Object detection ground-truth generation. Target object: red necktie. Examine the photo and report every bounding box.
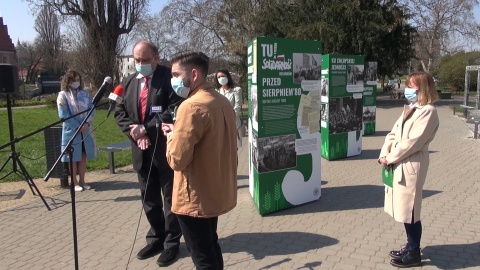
[139,77,149,123]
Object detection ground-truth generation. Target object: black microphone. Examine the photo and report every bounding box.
[106,85,124,118]
[91,76,113,105]
[150,106,163,127]
[150,89,164,127]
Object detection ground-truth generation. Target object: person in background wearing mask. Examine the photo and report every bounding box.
[114,41,183,267]
[378,72,439,268]
[162,51,237,270]
[214,69,243,149]
[57,69,97,192]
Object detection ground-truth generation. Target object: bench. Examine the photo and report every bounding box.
[453,105,475,117]
[99,141,131,174]
[437,90,452,99]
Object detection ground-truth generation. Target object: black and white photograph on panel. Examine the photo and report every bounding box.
[364,62,378,83]
[293,53,321,83]
[252,132,259,171]
[321,78,328,96]
[363,106,376,123]
[346,64,365,86]
[328,97,363,134]
[251,85,258,124]
[254,134,297,173]
[321,103,329,121]
[321,103,329,128]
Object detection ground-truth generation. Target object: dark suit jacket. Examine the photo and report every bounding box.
[114,64,184,171]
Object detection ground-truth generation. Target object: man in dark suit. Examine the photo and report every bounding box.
[114,41,183,267]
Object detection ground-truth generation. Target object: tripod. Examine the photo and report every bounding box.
[0,94,51,210]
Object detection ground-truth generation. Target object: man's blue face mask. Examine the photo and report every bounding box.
[136,63,153,76]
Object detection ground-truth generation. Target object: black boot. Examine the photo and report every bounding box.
[389,245,408,260]
[390,249,421,268]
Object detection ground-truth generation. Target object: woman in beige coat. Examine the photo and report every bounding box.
[378,72,439,268]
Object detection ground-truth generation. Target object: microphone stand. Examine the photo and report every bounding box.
[43,100,108,270]
[0,100,107,211]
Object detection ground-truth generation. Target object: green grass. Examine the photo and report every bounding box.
[0,107,131,182]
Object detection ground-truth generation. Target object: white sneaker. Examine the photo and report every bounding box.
[74,185,83,192]
[82,184,91,190]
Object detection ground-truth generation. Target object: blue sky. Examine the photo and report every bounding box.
[0,0,169,42]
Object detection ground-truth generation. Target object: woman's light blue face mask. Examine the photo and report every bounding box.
[404,87,418,102]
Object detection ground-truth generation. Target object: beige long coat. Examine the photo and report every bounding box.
[379,104,439,223]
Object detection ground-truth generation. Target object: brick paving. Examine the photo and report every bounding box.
[0,97,479,270]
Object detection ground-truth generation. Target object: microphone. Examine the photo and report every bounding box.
[106,85,124,118]
[91,76,113,105]
[151,106,163,127]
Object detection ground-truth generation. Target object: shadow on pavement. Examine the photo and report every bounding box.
[334,149,381,161]
[222,232,337,261]
[422,242,480,269]
[114,195,140,202]
[364,130,390,137]
[267,185,441,215]
[91,180,138,191]
[238,175,249,180]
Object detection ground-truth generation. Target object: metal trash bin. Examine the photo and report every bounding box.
[44,126,69,187]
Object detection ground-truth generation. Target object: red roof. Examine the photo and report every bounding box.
[0,17,15,51]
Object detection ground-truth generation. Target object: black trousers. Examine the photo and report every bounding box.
[404,210,422,251]
[137,161,181,250]
[177,215,223,270]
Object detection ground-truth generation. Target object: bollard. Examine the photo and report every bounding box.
[453,106,456,115]
[475,121,479,139]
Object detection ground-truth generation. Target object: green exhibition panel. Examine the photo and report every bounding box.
[363,61,378,135]
[247,37,322,215]
[320,54,364,161]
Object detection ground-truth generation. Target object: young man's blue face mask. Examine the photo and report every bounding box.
[171,76,190,98]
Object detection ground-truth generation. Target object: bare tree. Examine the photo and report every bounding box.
[159,0,229,60]
[133,11,177,59]
[402,0,480,72]
[26,0,148,89]
[15,40,44,84]
[34,5,61,75]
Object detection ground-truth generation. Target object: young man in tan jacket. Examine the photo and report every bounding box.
[162,51,237,270]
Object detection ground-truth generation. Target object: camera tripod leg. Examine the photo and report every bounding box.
[12,152,51,211]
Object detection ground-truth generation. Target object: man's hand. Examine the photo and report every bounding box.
[161,123,174,137]
[129,124,146,141]
[137,135,151,150]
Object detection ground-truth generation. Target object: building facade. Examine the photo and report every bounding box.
[0,17,16,65]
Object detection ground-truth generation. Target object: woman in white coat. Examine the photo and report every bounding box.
[378,72,439,268]
[57,69,97,192]
[214,69,243,149]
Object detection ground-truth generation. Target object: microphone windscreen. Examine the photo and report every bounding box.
[113,85,124,97]
[108,85,124,103]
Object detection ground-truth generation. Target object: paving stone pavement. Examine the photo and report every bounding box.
[0,98,479,270]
